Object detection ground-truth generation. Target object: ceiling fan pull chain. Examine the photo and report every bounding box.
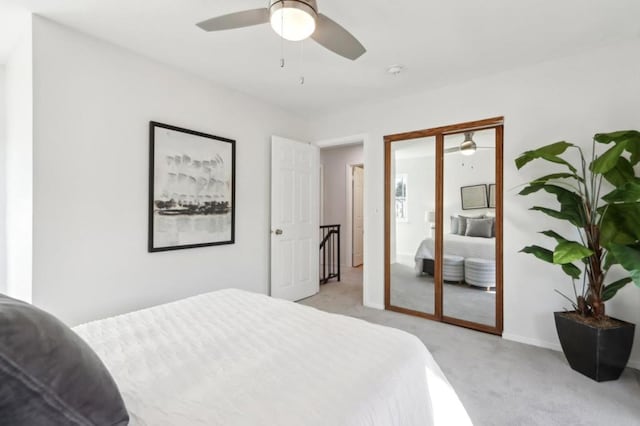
[280,9,286,68]
[299,39,305,85]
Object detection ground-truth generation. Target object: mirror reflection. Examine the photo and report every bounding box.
[389,137,436,315]
[442,129,496,326]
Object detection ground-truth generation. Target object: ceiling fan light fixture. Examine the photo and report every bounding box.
[270,0,317,42]
[459,132,477,156]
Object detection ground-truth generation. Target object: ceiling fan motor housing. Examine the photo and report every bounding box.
[270,0,318,18]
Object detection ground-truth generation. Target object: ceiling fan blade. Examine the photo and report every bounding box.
[311,14,366,60]
[444,147,460,154]
[196,9,269,32]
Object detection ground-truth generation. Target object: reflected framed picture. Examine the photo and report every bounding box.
[488,183,496,208]
[460,184,488,210]
[148,121,235,252]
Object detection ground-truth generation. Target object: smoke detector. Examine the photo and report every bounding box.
[386,64,406,75]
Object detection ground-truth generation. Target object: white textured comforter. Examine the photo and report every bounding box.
[74,289,471,426]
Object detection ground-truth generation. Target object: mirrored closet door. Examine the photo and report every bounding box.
[387,137,437,316]
[385,118,503,335]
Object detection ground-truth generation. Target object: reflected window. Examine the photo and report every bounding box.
[395,174,408,222]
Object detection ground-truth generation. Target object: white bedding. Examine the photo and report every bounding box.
[74,289,471,426]
[415,234,495,273]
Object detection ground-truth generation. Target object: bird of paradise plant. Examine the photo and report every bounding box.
[516,130,640,321]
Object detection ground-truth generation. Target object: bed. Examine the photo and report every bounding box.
[414,233,495,274]
[73,289,471,426]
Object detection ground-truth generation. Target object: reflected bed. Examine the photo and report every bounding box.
[414,234,495,274]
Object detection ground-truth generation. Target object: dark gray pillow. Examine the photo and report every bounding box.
[0,294,129,425]
[465,218,494,238]
[458,214,485,235]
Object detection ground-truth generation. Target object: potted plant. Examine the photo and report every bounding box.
[515,130,640,382]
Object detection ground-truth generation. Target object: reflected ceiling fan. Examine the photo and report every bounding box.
[196,0,366,61]
[444,132,494,156]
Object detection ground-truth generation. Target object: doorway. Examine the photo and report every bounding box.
[319,143,364,269]
[351,164,364,267]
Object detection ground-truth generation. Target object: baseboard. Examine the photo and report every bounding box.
[502,332,640,370]
[396,252,415,267]
[364,301,385,310]
[501,332,562,353]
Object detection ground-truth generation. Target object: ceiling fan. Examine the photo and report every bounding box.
[196,0,366,61]
[444,132,495,156]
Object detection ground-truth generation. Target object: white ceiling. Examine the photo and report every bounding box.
[1,0,639,116]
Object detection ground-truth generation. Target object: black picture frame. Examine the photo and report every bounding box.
[148,121,235,252]
[488,183,496,208]
[460,184,489,210]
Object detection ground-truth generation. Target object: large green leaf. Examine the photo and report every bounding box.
[562,263,582,280]
[521,245,582,279]
[540,230,570,244]
[600,203,640,246]
[594,130,640,165]
[531,172,583,184]
[602,181,640,203]
[515,141,576,171]
[553,242,594,264]
[591,141,628,174]
[530,207,583,228]
[520,245,553,263]
[608,243,640,287]
[520,184,585,227]
[602,277,633,301]
[594,130,640,144]
[603,250,618,271]
[602,157,635,187]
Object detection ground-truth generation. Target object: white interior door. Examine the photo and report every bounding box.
[352,165,364,267]
[271,136,319,301]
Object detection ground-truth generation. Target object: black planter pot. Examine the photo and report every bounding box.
[554,312,635,382]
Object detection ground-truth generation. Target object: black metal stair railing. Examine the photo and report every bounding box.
[319,225,341,284]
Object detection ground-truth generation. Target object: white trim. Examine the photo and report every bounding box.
[364,302,385,310]
[346,162,364,268]
[319,164,324,225]
[314,134,372,308]
[315,133,368,149]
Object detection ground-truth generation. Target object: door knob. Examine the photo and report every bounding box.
[274,229,283,235]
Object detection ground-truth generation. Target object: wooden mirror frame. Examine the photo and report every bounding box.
[384,117,504,335]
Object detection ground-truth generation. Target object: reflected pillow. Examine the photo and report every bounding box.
[458,214,485,235]
[0,294,129,426]
[465,218,494,238]
[450,216,461,234]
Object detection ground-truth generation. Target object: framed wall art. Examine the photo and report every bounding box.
[460,184,488,210]
[148,121,235,252]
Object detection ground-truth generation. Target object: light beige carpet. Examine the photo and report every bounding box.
[300,267,640,426]
[389,262,496,326]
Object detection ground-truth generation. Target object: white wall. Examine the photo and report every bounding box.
[5,24,33,302]
[320,144,363,266]
[30,17,309,326]
[443,148,495,232]
[308,39,640,368]
[394,156,434,265]
[0,66,5,294]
